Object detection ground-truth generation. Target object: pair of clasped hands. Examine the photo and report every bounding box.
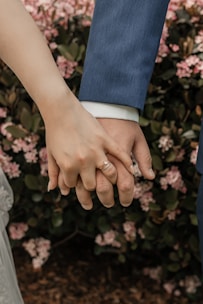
[45,94,155,210]
[0,0,155,210]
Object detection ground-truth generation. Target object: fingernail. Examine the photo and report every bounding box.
[60,189,69,196]
[81,203,93,210]
[149,168,155,179]
[129,164,135,175]
[104,202,115,208]
[47,180,54,192]
[122,201,132,207]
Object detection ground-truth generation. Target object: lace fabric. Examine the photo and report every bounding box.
[0,168,24,304]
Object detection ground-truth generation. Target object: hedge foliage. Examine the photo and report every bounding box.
[0,0,203,296]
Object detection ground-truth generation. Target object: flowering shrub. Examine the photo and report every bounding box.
[0,0,203,296]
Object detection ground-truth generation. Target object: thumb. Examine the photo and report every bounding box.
[132,132,155,180]
[105,137,135,175]
[47,151,59,191]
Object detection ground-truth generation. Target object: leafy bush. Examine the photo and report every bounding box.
[0,0,203,296]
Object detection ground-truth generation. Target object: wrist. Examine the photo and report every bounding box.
[37,86,77,124]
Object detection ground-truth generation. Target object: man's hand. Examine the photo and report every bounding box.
[75,118,155,209]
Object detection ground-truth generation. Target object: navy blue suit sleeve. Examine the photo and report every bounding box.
[197,120,203,174]
[79,0,170,110]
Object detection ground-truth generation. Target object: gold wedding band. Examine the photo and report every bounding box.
[100,160,112,171]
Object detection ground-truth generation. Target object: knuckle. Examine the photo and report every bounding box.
[119,181,133,193]
[58,160,71,172]
[96,181,111,195]
[84,182,96,192]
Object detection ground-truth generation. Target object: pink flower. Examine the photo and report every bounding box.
[160,166,187,193]
[160,177,168,190]
[22,0,94,41]
[12,135,38,153]
[163,281,176,294]
[95,230,121,248]
[103,230,116,245]
[23,237,51,269]
[0,107,7,118]
[137,228,145,239]
[123,221,136,242]
[24,149,38,163]
[9,222,28,240]
[175,148,185,162]
[185,55,200,67]
[156,25,169,62]
[3,162,21,178]
[176,61,193,78]
[39,147,47,162]
[56,56,78,79]
[143,266,162,282]
[39,147,48,176]
[1,122,13,141]
[133,181,153,199]
[139,191,155,212]
[170,44,180,52]
[167,209,181,221]
[179,275,202,294]
[190,146,199,165]
[158,135,174,152]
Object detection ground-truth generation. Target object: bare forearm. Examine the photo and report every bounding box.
[0,0,73,119]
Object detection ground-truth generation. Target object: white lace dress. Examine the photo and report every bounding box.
[0,168,24,304]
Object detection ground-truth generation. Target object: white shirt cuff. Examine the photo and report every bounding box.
[81,101,139,122]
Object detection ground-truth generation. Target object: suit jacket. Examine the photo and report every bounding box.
[197,120,203,174]
[79,0,203,173]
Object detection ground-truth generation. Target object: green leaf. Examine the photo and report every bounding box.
[152,154,163,170]
[27,217,38,227]
[118,254,126,263]
[165,150,176,162]
[160,69,176,80]
[167,263,180,272]
[165,190,178,210]
[139,116,150,127]
[94,245,105,255]
[189,235,199,252]
[75,44,85,62]
[0,93,7,106]
[131,242,138,250]
[32,192,43,203]
[20,107,32,130]
[149,203,161,211]
[52,212,63,228]
[169,252,179,262]
[24,175,40,190]
[97,216,110,233]
[6,125,27,138]
[190,214,198,226]
[57,44,75,61]
[150,121,162,134]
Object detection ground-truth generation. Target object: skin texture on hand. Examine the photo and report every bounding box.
[75,118,155,209]
[0,0,134,199]
[46,99,134,196]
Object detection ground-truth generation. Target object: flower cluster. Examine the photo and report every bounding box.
[133,181,155,212]
[9,222,28,240]
[0,0,201,295]
[160,166,187,193]
[157,0,203,67]
[0,116,47,179]
[95,230,121,248]
[23,237,51,269]
[144,267,201,295]
[21,0,94,79]
[22,0,94,41]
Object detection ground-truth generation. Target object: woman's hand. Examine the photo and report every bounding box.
[44,93,134,202]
